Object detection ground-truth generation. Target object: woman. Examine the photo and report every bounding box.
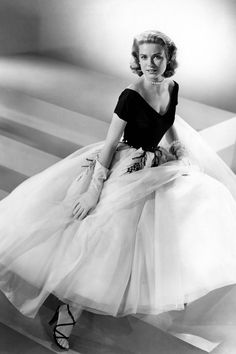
[1,30,236,351]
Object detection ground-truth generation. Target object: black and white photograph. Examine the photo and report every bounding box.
[0,0,236,353]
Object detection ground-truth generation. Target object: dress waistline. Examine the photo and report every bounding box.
[121,140,160,153]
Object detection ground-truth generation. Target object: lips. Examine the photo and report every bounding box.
[147,69,157,73]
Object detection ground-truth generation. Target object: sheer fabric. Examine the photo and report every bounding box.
[0,116,236,318]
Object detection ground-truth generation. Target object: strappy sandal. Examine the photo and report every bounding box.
[48,304,76,351]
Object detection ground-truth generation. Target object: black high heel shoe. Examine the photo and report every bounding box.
[48,304,76,351]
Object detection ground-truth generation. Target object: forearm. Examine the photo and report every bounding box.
[97,113,127,169]
[165,125,179,144]
[166,126,188,159]
[97,142,118,170]
[73,106,126,220]
[72,143,115,220]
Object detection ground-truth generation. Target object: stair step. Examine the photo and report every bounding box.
[0,291,207,354]
[200,117,236,151]
[0,55,126,123]
[0,189,8,200]
[178,97,235,131]
[218,144,236,173]
[0,322,56,354]
[0,165,27,192]
[0,135,59,177]
[0,86,109,146]
[0,115,80,158]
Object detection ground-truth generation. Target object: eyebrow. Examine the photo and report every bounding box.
[139,52,163,55]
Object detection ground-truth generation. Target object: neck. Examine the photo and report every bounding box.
[143,77,166,93]
[151,77,165,85]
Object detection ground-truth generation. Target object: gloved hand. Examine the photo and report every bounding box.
[72,159,109,220]
[169,140,191,166]
[157,146,177,163]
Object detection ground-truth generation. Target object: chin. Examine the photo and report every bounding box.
[146,76,160,82]
[146,74,159,80]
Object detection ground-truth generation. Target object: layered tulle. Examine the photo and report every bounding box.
[0,116,236,318]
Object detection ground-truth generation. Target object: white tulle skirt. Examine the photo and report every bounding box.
[0,117,236,319]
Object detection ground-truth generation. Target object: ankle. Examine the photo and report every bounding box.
[60,303,83,321]
[69,304,83,320]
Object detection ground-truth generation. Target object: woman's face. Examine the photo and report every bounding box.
[138,43,168,82]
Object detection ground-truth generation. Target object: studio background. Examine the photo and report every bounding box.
[0,0,236,113]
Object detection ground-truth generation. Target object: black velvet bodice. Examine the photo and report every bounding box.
[114,81,179,152]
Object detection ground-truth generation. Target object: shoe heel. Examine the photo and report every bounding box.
[48,306,59,326]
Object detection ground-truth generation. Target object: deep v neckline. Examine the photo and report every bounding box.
[126,81,177,117]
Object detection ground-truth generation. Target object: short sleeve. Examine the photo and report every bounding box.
[114,90,130,122]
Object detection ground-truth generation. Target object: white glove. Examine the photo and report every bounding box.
[169,140,191,166]
[157,146,177,163]
[72,159,109,220]
[169,140,187,158]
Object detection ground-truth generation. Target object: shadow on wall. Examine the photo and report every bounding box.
[0,2,41,56]
[39,46,93,70]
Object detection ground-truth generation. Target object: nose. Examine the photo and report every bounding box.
[147,57,157,67]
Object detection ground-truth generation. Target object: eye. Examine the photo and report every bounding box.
[139,54,147,60]
[153,55,162,60]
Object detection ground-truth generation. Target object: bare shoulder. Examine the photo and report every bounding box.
[126,79,142,92]
[167,79,175,90]
[166,79,178,96]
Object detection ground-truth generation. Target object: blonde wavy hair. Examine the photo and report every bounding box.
[130,30,178,77]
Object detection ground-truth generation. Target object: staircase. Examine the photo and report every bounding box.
[0,54,236,353]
